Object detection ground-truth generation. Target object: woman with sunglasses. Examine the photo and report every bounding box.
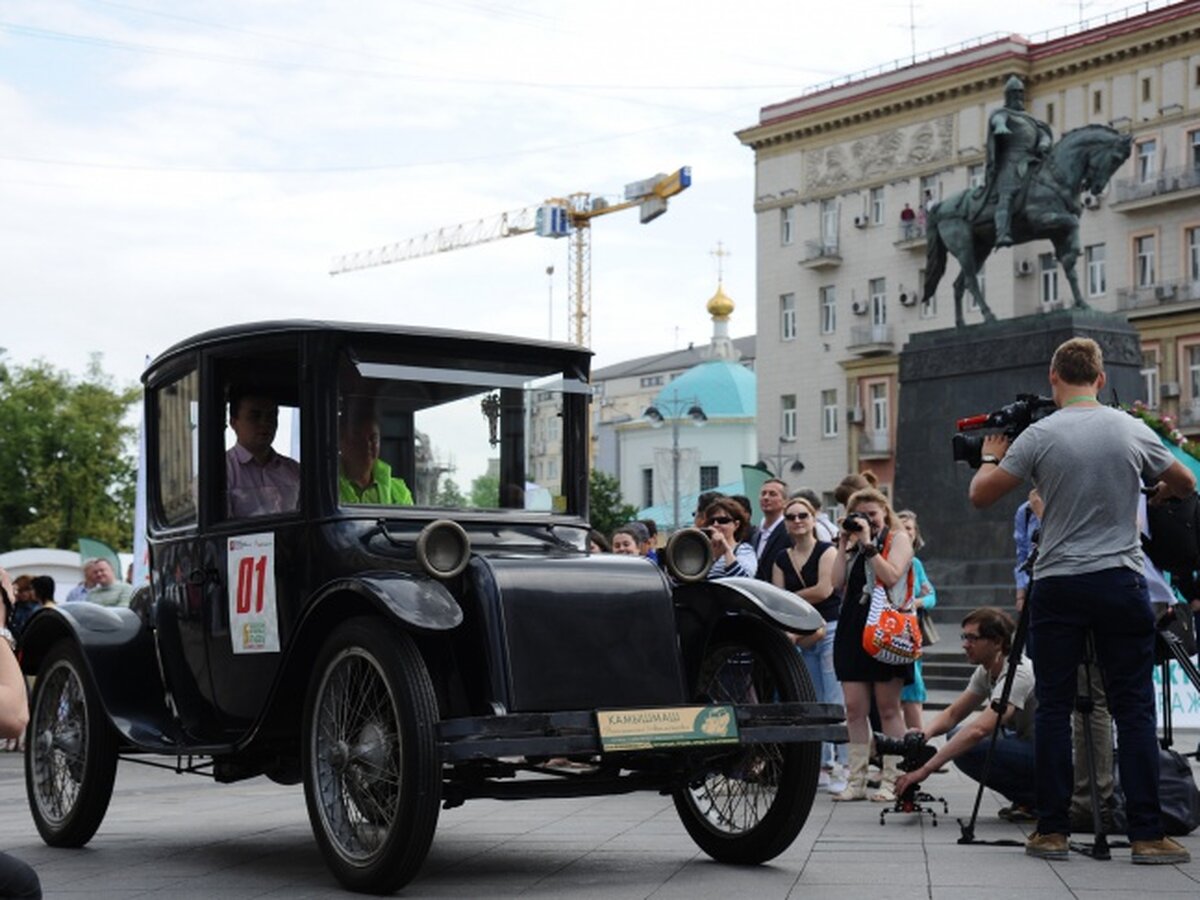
[829,486,914,803]
[771,497,846,792]
[702,497,757,579]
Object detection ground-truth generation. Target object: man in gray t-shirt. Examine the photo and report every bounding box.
[967,337,1195,864]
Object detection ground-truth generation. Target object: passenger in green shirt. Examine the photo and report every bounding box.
[338,411,414,506]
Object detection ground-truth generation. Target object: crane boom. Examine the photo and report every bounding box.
[329,167,691,347]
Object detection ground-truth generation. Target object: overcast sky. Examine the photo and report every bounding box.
[0,0,1145,390]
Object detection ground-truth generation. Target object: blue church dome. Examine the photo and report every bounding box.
[653,358,755,419]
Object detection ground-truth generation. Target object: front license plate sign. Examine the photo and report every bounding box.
[596,705,739,752]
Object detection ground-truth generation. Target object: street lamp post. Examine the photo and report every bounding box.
[759,436,805,479]
[643,392,707,532]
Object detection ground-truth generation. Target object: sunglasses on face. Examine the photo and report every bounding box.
[708,516,735,526]
[784,512,810,521]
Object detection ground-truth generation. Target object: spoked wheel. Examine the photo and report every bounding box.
[302,618,441,894]
[673,619,820,864]
[25,640,119,847]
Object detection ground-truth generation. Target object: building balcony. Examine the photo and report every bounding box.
[858,430,892,459]
[1111,165,1200,210]
[894,223,927,250]
[799,239,841,269]
[1116,279,1200,313]
[846,323,894,355]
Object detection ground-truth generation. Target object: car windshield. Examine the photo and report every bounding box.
[338,349,587,512]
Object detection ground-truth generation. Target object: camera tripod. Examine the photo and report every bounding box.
[874,732,949,826]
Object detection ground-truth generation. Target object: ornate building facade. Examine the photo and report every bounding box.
[738,0,1200,505]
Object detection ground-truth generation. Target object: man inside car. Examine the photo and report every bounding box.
[225,387,300,518]
[338,407,413,505]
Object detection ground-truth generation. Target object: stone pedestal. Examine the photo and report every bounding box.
[894,310,1144,598]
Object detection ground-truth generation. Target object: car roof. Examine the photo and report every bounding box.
[144,319,592,384]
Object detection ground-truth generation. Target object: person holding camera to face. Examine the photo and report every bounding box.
[829,487,914,802]
[0,568,43,898]
[701,497,757,579]
[969,337,1196,864]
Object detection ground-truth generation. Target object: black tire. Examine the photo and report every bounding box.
[25,640,119,847]
[302,618,441,894]
[672,618,820,864]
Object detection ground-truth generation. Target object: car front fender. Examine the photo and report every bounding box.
[18,604,182,750]
[305,570,463,632]
[673,577,825,634]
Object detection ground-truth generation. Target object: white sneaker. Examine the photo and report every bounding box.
[826,764,848,794]
[817,768,832,788]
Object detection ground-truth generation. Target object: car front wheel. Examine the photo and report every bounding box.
[25,640,119,847]
[673,618,820,864]
[302,617,441,894]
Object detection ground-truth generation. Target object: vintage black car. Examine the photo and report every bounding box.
[20,321,844,894]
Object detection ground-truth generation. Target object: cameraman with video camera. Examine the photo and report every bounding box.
[0,567,42,898]
[968,337,1196,864]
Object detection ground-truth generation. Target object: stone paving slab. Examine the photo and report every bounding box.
[3,737,1200,898]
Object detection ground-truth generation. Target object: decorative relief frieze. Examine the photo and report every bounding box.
[804,115,954,192]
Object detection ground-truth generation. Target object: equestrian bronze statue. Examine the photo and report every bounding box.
[922,76,1133,327]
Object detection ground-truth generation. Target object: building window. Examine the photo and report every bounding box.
[639,375,663,388]
[819,199,838,249]
[1135,234,1156,287]
[780,205,794,246]
[821,389,838,438]
[1189,345,1200,406]
[699,465,720,491]
[1093,89,1103,114]
[869,277,886,325]
[1191,130,1200,171]
[641,468,654,509]
[819,285,836,334]
[1142,346,1160,409]
[1046,102,1055,126]
[781,394,797,441]
[1189,227,1200,282]
[1196,65,1200,88]
[1136,139,1157,183]
[1142,76,1152,103]
[870,187,885,225]
[967,164,984,190]
[869,382,888,434]
[1039,253,1058,306]
[780,293,796,341]
[1085,244,1106,297]
[919,174,940,208]
[917,268,935,319]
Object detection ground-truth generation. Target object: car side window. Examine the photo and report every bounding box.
[223,382,302,520]
[156,369,200,528]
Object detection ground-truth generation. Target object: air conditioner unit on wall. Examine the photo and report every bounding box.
[898,292,916,307]
[1161,382,1181,399]
[851,300,869,315]
[1016,259,1034,276]
[1155,284,1178,301]
[1082,193,1101,209]
[847,406,865,424]
[853,214,868,228]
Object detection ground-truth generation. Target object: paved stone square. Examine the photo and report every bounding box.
[2,739,1199,898]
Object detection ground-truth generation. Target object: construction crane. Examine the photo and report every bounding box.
[329,167,692,348]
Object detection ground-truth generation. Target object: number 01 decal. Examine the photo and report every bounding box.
[227,532,280,654]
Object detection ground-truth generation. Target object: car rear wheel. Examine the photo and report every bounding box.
[302,617,441,894]
[673,618,820,864]
[25,640,119,847]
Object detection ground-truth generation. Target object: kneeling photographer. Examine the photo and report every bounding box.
[967,337,1196,864]
[895,608,1035,816]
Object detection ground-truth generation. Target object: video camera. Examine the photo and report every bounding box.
[873,731,936,774]
[952,394,1056,468]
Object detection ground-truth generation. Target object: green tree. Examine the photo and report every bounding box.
[469,473,499,508]
[434,476,467,507]
[588,469,637,537]
[0,353,139,552]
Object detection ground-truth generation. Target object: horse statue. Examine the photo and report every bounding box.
[922,124,1133,327]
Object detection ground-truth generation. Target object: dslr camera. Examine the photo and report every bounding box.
[952,393,1056,468]
[842,511,871,534]
[873,731,936,774]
